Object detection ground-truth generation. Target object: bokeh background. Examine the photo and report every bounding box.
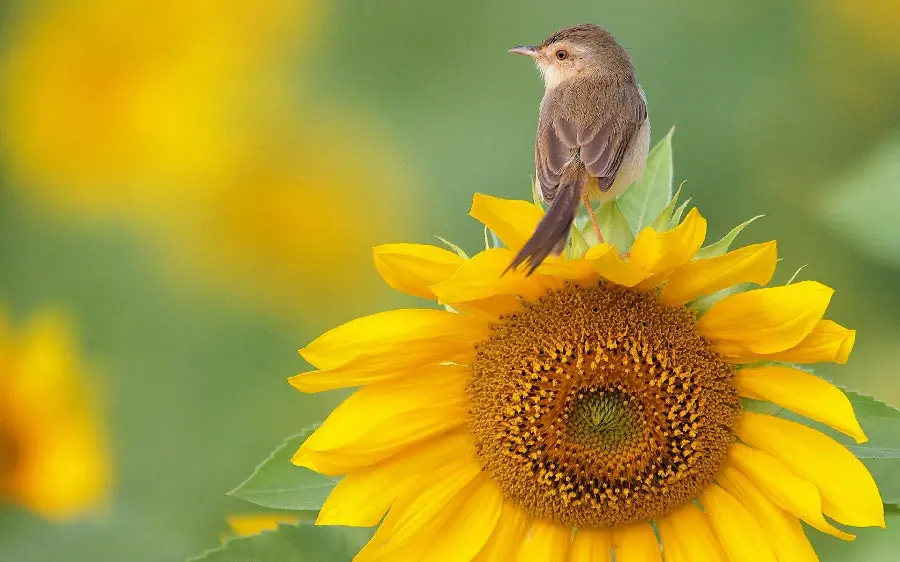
[0,0,898,560]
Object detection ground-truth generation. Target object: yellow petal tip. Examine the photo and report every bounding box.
[837,329,856,364]
[287,373,312,392]
[315,508,339,526]
[290,447,312,468]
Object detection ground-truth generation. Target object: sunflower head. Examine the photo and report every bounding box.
[469,281,740,529]
[288,140,882,560]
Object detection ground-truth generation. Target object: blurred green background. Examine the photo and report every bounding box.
[0,0,898,560]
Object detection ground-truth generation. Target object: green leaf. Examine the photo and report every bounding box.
[694,215,764,260]
[819,135,900,268]
[190,522,372,562]
[885,503,900,515]
[618,126,675,235]
[433,235,468,258]
[844,392,900,506]
[584,201,635,251]
[809,512,900,562]
[228,427,340,511]
[649,182,685,232]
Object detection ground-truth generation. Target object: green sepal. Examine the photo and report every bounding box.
[688,282,752,316]
[566,223,590,259]
[695,215,764,260]
[741,398,784,416]
[670,197,692,227]
[189,522,372,562]
[785,264,807,285]
[228,427,339,511]
[433,235,468,258]
[618,126,675,236]
[582,201,635,252]
[649,182,686,233]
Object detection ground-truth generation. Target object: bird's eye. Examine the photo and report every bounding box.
[555,49,568,60]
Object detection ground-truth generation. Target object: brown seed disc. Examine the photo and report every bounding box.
[467,281,741,528]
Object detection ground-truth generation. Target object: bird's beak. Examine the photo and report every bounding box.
[508,45,538,57]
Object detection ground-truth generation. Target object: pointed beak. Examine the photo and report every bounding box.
[508,45,538,57]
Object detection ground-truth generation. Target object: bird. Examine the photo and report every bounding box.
[507,23,650,273]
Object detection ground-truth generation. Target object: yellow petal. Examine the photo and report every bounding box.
[356,455,483,561]
[517,519,571,562]
[453,295,523,320]
[584,243,645,287]
[714,320,856,365]
[568,528,612,562]
[630,208,707,290]
[737,412,884,528]
[474,501,530,562]
[716,466,819,562]
[470,193,545,252]
[710,340,757,364]
[316,430,471,527]
[735,365,866,443]
[701,483,778,562]
[697,281,834,354]
[727,443,854,540]
[612,522,661,562]
[373,244,464,299]
[226,514,300,537]
[300,309,488,370]
[290,355,473,394]
[657,503,726,562]
[659,241,777,307]
[431,248,561,304]
[292,373,469,475]
[536,256,601,285]
[764,320,856,364]
[427,475,505,562]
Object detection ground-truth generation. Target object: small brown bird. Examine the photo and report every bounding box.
[508,24,650,272]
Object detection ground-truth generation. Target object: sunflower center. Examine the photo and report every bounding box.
[468,282,741,528]
[567,389,640,449]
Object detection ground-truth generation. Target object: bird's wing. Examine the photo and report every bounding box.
[535,88,647,199]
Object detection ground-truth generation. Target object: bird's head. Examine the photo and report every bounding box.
[509,24,633,89]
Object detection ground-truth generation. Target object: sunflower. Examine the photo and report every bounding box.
[289,193,881,561]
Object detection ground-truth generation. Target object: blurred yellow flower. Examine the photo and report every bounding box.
[0,311,110,520]
[159,111,417,318]
[0,0,418,321]
[0,0,320,217]
[823,0,900,58]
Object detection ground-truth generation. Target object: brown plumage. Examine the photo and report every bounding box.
[508,24,650,273]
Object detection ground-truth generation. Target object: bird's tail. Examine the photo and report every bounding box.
[507,166,584,275]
